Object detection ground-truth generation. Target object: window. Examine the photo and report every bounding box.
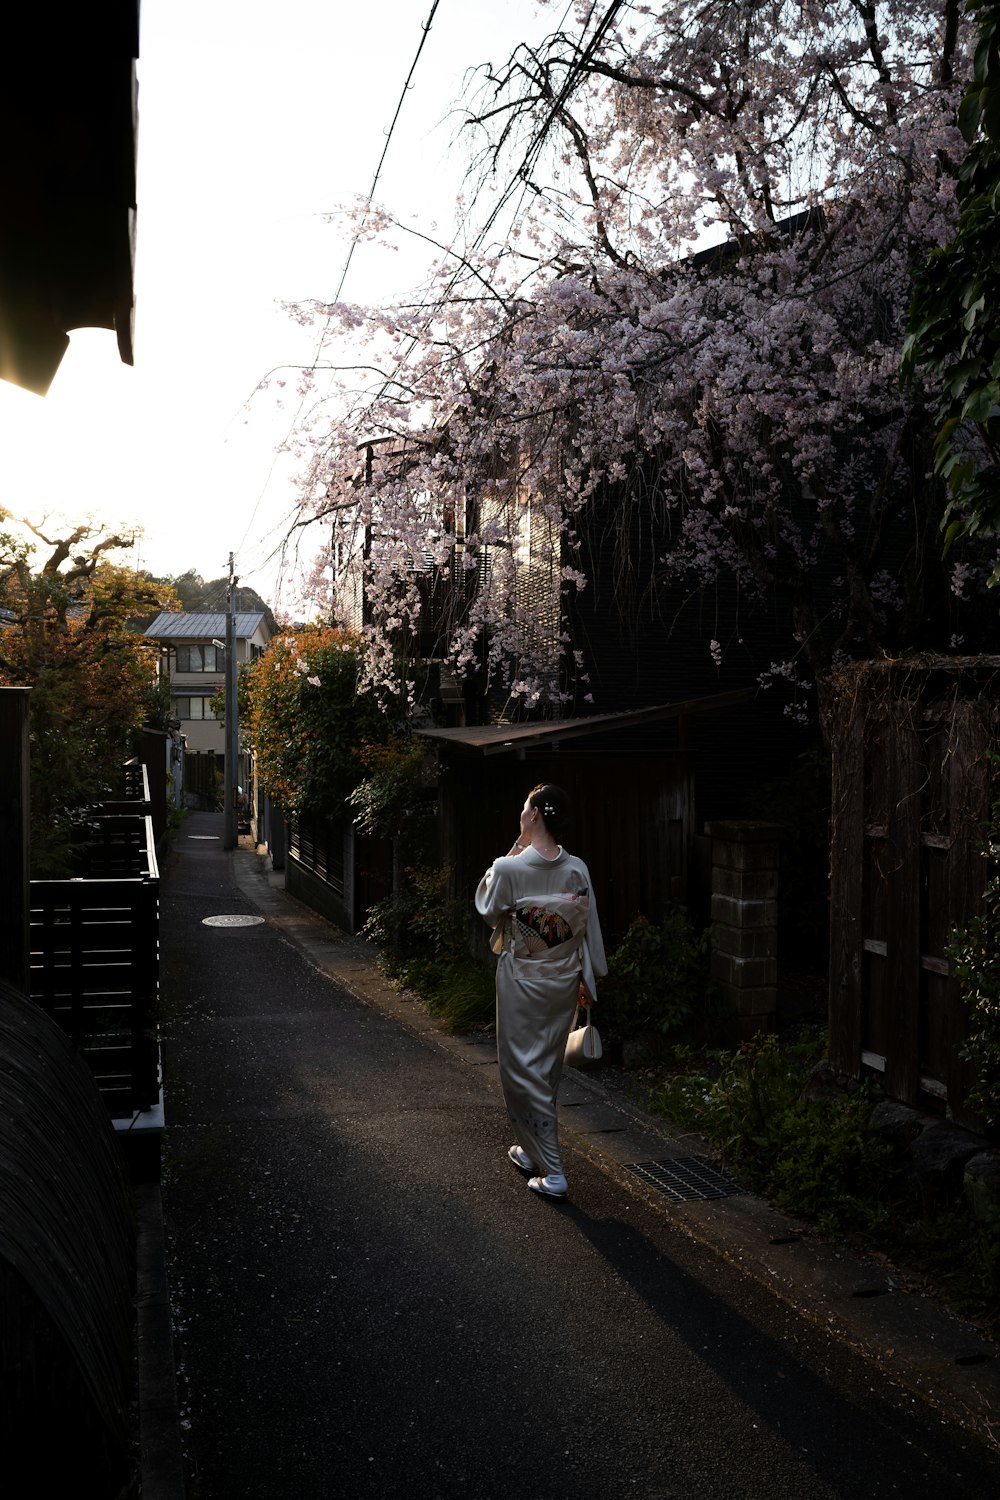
[174,696,219,721]
[175,644,221,672]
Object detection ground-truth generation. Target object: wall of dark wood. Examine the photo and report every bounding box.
[829,659,1000,1126]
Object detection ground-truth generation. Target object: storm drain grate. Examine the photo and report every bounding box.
[623,1156,743,1203]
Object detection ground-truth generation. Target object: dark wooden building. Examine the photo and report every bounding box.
[417,691,750,951]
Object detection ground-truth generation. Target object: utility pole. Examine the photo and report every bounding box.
[223,553,239,850]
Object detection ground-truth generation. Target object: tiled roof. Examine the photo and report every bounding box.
[144,611,269,641]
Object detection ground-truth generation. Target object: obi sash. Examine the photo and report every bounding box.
[490,889,590,961]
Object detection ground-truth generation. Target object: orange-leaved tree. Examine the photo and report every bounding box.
[241,625,399,821]
[0,513,177,874]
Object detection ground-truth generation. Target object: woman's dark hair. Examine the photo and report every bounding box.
[528,783,572,839]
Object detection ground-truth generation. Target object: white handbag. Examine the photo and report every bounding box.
[564,1006,602,1065]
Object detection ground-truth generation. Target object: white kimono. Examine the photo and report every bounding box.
[476,846,607,1176]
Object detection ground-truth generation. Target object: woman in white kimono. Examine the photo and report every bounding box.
[475,783,607,1199]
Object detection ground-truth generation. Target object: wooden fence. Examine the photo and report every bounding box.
[99,757,152,817]
[829,657,1000,1127]
[29,811,159,1118]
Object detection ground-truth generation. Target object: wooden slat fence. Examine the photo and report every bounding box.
[290,816,346,897]
[100,758,151,817]
[29,812,159,1118]
[829,657,1000,1127]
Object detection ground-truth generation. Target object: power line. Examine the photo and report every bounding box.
[236,0,443,564]
[344,0,620,436]
[244,1,621,582]
[329,0,443,312]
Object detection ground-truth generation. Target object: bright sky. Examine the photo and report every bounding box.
[0,0,555,610]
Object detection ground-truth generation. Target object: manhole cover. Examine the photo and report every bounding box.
[201,915,264,928]
[623,1157,743,1203]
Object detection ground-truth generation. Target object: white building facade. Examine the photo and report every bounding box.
[143,611,273,753]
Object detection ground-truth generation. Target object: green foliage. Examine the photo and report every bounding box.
[242,627,400,820]
[886,1203,1000,1332]
[142,673,176,734]
[599,907,717,1041]
[648,1029,897,1235]
[973,1205,1000,1313]
[348,736,434,837]
[947,756,1000,1127]
[951,894,1000,1128]
[902,0,1000,575]
[653,1032,893,1230]
[165,794,188,841]
[645,1028,997,1326]
[768,1095,898,1236]
[650,1029,820,1156]
[363,865,494,1031]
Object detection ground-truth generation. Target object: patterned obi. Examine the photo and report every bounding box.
[490,889,590,961]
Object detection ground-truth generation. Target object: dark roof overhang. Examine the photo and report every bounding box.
[415,688,754,756]
[0,4,139,395]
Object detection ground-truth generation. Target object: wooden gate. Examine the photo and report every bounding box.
[828,657,1000,1127]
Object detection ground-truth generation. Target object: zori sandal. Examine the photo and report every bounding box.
[527,1174,568,1199]
[508,1144,536,1172]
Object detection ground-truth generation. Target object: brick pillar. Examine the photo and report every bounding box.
[706,820,782,1036]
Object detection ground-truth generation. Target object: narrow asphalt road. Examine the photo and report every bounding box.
[159,817,1000,1499]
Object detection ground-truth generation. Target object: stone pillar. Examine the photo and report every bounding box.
[706,820,782,1036]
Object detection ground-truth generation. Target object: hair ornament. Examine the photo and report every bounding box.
[544,802,555,817]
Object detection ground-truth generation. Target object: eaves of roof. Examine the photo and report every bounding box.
[414,688,753,756]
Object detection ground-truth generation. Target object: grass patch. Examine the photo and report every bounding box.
[397,954,495,1032]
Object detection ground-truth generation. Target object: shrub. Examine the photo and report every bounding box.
[599,907,718,1042]
[647,1028,997,1327]
[647,1028,899,1235]
[650,1030,824,1160]
[242,627,401,820]
[948,763,1000,1129]
[363,865,494,1031]
[768,1094,898,1236]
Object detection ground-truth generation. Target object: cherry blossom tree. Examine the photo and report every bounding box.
[285,0,996,733]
